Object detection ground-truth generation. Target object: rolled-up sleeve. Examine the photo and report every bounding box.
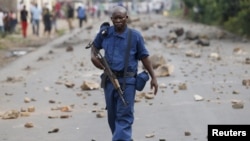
[136,32,149,60]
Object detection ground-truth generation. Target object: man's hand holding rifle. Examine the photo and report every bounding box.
[86,42,128,106]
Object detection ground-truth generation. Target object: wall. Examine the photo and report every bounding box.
[0,0,18,12]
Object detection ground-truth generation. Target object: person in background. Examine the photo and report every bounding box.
[51,6,58,34]
[9,11,18,33]
[42,8,52,38]
[66,2,74,30]
[3,11,11,33]
[76,5,86,28]
[54,0,61,18]
[30,3,42,36]
[89,5,96,19]
[96,3,102,19]
[0,9,5,35]
[20,5,28,38]
[90,5,158,141]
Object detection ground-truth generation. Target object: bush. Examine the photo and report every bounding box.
[182,0,250,38]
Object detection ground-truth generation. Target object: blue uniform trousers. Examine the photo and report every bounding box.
[104,81,136,141]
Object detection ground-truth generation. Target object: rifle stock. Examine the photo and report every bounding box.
[86,42,128,106]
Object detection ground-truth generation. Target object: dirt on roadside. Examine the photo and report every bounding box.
[0,16,87,68]
[0,18,74,69]
[0,35,55,68]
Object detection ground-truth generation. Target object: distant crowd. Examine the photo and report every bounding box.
[0,1,109,38]
[0,1,166,39]
[0,9,18,35]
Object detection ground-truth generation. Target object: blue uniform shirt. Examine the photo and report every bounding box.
[93,26,149,73]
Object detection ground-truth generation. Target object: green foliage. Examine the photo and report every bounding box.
[181,0,250,37]
[224,6,250,37]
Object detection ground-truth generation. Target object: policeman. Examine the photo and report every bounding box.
[90,5,158,141]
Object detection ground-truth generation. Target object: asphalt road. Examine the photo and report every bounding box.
[0,14,250,141]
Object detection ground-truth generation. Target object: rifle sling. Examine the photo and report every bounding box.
[122,28,132,91]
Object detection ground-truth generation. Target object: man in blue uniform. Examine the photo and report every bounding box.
[90,5,158,141]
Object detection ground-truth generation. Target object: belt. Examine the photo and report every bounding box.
[112,71,135,77]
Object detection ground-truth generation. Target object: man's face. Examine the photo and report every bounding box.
[111,12,128,30]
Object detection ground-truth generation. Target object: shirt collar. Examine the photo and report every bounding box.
[112,26,128,39]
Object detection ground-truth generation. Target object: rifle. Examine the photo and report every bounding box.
[86,42,128,106]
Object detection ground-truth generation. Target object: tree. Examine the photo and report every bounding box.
[181,0,250,37]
